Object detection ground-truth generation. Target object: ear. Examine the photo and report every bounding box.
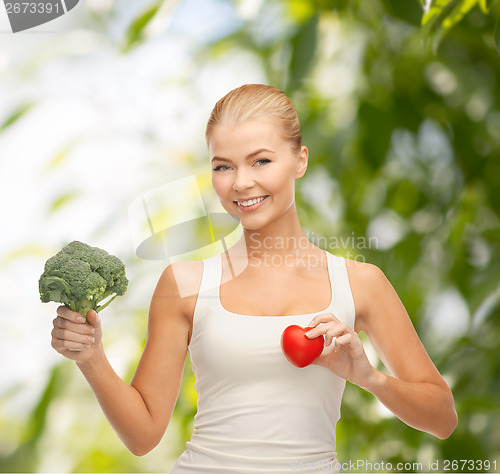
[295,146,308,179]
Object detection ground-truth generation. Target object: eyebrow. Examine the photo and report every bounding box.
[211,148,275,163]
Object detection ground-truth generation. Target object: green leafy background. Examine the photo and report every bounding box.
[0,0,499,472]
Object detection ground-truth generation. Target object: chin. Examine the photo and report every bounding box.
[240,217,271,232]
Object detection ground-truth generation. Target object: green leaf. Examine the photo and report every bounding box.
[0,103,34,131]
[24,365,63,446]
[287,0,316,22]
[442,0,479,28]
[49,191,79,212]
[421,0,457,26]
[495,15,500,54]
[287,13,319,92]
[3,244,46,262]
[47,149,68,170]
[122,2,162,52]
[478,0,490,12]
[421,0,481,52]
[44,139,78,171]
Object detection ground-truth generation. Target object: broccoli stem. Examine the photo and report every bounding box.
[74,299,96,319]
[96,293,118,313]
[67,300,77,313]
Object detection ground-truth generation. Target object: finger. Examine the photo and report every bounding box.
[57,305,86,323]
[85,310,101,329]
[334,333,357,351]
[325,334,337,347]
[52,326,95,346]
[52,336,91,352]
[305,323,328,339]
[320,337,336,357]
[53,317,95,336]
[308,312,341,328]
[306,320,350,339]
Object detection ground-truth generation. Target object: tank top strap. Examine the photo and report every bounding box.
[189,253,221,351]
[327,252,356,330]
[197,252,222,301]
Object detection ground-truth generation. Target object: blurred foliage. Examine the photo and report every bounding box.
[1,0,499,472]
[0,103,34,132]
[420,0,499,52]
[122,1,163,52]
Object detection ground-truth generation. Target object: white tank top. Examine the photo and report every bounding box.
[169,250,356,474]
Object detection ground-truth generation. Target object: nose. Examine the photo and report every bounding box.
[232,168,255,191]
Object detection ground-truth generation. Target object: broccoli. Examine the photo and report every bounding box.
[39,240,128,318]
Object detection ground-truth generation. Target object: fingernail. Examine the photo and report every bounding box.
[90,328,95,334]
[89,337,95,343]
[77,317,85,323]
[305,330,313,337]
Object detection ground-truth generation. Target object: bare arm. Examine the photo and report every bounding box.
[307,260,457,439]
[349,261,458,439]
[51,262,196,455]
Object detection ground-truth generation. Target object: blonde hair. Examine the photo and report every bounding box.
[205,84,302,154]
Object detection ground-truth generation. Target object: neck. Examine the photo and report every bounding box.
[233,203,318,260]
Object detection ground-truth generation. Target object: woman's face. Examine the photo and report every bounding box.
[208,119,308,231]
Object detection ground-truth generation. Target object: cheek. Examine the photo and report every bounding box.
[267,164,296,193]
[211,174,231,199]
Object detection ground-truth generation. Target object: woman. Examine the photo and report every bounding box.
[51,84,458,473]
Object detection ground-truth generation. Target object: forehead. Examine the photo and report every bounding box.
[208,120,286,157]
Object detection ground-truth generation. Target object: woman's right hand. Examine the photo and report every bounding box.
[51,306,102,363]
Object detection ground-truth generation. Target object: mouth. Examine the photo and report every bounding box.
[233,195,269,212]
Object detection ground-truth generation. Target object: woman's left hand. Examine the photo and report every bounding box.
[305,313,376,389]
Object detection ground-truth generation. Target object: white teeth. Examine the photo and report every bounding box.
[237,196,266,207]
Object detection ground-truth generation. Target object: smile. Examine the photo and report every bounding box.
[235,196,267,206]
[234,195,269,212]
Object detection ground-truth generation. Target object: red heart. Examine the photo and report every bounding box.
[281,325,324,368]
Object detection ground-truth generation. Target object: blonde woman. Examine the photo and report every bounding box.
[51,84,458,473]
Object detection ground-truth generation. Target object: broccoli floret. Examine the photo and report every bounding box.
[39,240,128,317]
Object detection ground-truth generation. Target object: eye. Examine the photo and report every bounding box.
[255,159,271,166]
[213,165,231,171]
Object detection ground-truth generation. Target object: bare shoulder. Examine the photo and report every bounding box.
[152,260,204,343]
[154,260,204,299]
[343,258,390,332]
[344,257,386,284]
